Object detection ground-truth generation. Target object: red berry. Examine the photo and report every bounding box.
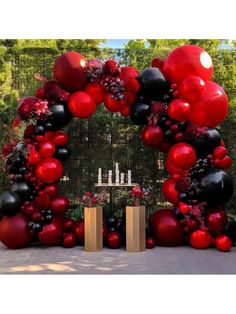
[32,212,42,222]
[219,156,232,169]
[179,202,190,214]
[175,132,184,142]
[36,135,44,142]
[213,146,227,159]
[171,124,178,132]
[25,205,35,216]
[171,83,178,90]
[165,120,172,127]
[213,158,221,167]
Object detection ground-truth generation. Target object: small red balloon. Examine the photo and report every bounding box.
[146,237,155,249]
[219,156,232,169]
[63,218,75,232]
[168,142,197,170]
[107,231,121,249]
[179,76,206,102]
[120,105,130,117]
[53,131,69,146]
[119,66,139,83]
[35,157,63,183]
[28,148,41,165]
[168,99,191,122]
[35,87,45,99]
[74,220,85,245]
[39,140,56,158]
[205,208,228,233]
[151,57,164,70]
[85,83,105,105]
[50,196,70,216]
[179,202,190,215]
[215,234,232,252]
[141,125,164,147]
[190,229,212,249]
[213,146,227,159]
[38,217,62,246]
[44,184,59,198]
[68,91,96,119]
[163,45,213,83]
[104,93,124,112]
[53,51,87,92]
[62,233,77,248]
[0,214,32,249]
[162,178,179,205]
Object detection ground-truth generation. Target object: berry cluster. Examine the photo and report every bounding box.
[102,77,125,100]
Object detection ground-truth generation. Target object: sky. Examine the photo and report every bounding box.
[100,39,130,48]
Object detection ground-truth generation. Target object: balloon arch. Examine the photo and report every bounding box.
[0,45,234,252]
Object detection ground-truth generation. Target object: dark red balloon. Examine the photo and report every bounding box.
[62,233,77,248]
[53,131,69,146]
[190,229,212,249]
[119,66,139,83]
[107,231,121,249]
[0,214,32,249]
[74,220,85,245]
[162,178,179,205]
[163,45,213,83]
[38,217,62,246]
[166,159,187,180]
[188,81,228,127]
[205,208,228,233]
[63,218,75,231]
[44,184,59,198]
[168,142,197,170]
[35,157,63,183]
[84,83,105,105]
[53,51,87,92]
[39,140,56,158]
[215,234,232,252]
[179,76,206,102]
[149,209,185,246]
[50,196,70,216]
[146,237,155,249]
[141,125,164,147]
[168,99,191,122]
[104,93,125,112]
[68,91,96,118]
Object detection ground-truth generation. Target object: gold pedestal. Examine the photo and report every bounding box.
[126,206,146,252]
[84,207,103,252]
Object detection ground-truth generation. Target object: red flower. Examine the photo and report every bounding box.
[84,192,91,198]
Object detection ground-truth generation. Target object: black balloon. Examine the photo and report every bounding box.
[129,101,151,125]
[200,169,233,205]
[54,146,71,161]
[11,181,32,201]
[138,67,168,101]
[46,102,72,130]
[0,191,21,216]
[190,128,221,156]
[223,217,236,243]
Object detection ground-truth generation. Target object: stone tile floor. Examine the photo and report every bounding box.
[1,243,236,274]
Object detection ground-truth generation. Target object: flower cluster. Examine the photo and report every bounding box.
[128,184,150,206]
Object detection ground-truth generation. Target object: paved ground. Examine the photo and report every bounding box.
[0,243,236,274]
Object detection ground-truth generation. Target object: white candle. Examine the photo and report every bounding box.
[98,168,102,185]
[128,170,131,185]
[108,170,112,185]
[115,162,119,172]
[115,170,120,185]
[120,173,125,184]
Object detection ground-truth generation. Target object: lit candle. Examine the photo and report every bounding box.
[128,170,131,185]
[98,168,102,185]
[120,173,125,184]
[108,170,112,185]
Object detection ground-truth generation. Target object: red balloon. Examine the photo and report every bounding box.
[50,196,70,216]
[35,157,63,183]
[219,156,232,169]
[151,57,164,70]
[179,76,206,102]
[149,209,185,246]
[163,45,213,83]
[39,140,56,158]
[74,220,85,245]
[53,131,69,146]
[63,218,75,232]
[190,229,212,249]
[44,131,55,141]
[168,99,191,122]
[68,91,96,119]
[162,178,179,205]
[62,233,77,248]
[146,237,155,249]
[38,217,62,246]
[179,202,190,215]
[107,231,121,249]
[188,81,228,127]
[28,148,41,165]
[141,125,164,147]
[0,214,32,249]
[103,223,109,240]
[84,83,105,105]
[120,105,130,117]
[215,234,232,252]
[104,93,124,112]
[166,159,187,179]
[205,208,228,233]
[119,66,139,83]
[53,51,87,92]
[168,142,197,170]
[44,184,59,198]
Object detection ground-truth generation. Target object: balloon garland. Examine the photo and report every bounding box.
[0,45,234,252]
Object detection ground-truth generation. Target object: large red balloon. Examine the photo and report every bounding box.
[179,76,206,102]
[141,125,164,147]
[119,66,139,82]
[39,140,56,158]
[35,157,63,183]
[163,45,213,83]
[190,229,212,249]
[85,83,105,105]
[53,51,87,92]
[166,159,187,179]
[168,99,191,122]
[162,178,179,205]
[0,214,32,249]
[205,207,228,233]
[50,196,70,216]
[188,81,228,127]
[38,217,62,246]
[68,91,96,119]
[149,209,184,246]
[168,142,197,170]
